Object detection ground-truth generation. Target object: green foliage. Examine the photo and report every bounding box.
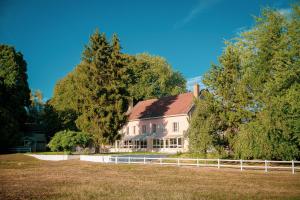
[74,32,130,147]
[50,30,186,149]
[0,45,30,148]
[190,5,300,160]
[128,53,186,101]
[48,130,91,152]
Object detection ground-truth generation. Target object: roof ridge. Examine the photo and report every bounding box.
[137,92,192,104]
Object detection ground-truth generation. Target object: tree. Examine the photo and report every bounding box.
[190,5,300,160]
[0,45,30,149]
[128,53,186,102]
[27,90,44,124]
[74,31,130,150]
[189,91,219,156]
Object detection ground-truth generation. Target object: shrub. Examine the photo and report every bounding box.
[48,130,91,153]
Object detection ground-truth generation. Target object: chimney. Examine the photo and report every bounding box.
[193,83,199,98]
[127,99,134,114]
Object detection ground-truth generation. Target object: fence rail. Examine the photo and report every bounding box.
[107,156,299,174]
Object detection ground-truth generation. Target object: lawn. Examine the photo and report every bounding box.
[0,154,299,200]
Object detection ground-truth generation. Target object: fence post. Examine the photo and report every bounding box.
[197,158,199,167]
[144,157,146,165]
[265,160,268,172]
[128,156,131,164]
[177,158,180,166]
[115,156,118,164]
[240,160,243,171]
[218,159,220,169]
[292,160,295,174]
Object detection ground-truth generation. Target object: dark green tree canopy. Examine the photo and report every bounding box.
[0,45,31,148]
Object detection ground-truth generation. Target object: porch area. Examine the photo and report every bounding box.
[112,134,187,153]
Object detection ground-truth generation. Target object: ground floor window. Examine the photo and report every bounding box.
[141,140,147,148]
[167,137,183,148]
[120,138,182,149]
[177,138,182,148]
[123,140,133,148]
[153,139,163,148]
[170,138,177,148]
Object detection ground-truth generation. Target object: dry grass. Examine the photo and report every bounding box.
[0,154,300,200]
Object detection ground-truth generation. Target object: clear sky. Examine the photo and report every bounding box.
[0,0,296,99]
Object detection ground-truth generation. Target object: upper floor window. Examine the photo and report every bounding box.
[142,125,147,134]
[158,124,165,133]
[152,124,157,133]
[133,126,136,135]
[173,122,179,132]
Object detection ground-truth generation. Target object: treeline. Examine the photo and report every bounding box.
[45,30,186,150]
[189,6,300,160]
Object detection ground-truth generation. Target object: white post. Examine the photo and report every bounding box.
[218,159,220,169]
[128,156,131,164]
[292,160,295,174]
[144,157,146,164]
[177,158,180,166]
[115,156,118,164]
[265,160,268,172]
[197,158,199,167]
[240,160,243,171]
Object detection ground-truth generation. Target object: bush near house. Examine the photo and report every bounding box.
[48,130,91,153]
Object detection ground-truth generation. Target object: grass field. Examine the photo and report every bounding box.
[0,154,300,200]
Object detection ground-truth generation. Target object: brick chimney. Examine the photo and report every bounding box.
[193,83,199,98]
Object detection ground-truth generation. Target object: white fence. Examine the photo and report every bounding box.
[95,156,299,174]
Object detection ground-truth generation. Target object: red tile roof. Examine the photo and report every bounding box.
[129,92,194,120]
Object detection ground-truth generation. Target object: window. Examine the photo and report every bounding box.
[173,122,179,132]
[152,124,156,133]
[141,140,147,148]
[159,124,165,133]
[133,126,136,135]
[128,140,133,148]
[170,138,177,148]
[178,138,182,148]
[165,139,169,148]
[124,140,128,148]
[133,140,139,148]
[153,139,163,148]
[142,125,147,133]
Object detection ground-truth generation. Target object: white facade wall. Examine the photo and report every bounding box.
[117,114,190,153]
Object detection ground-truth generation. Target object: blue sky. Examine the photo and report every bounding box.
[0,0,296,99]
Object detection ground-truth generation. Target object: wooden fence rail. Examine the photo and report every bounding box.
[109,156,300,174]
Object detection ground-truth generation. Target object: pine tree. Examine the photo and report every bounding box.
[75,30,130,151]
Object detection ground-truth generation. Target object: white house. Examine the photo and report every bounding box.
[112,84,200,153]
